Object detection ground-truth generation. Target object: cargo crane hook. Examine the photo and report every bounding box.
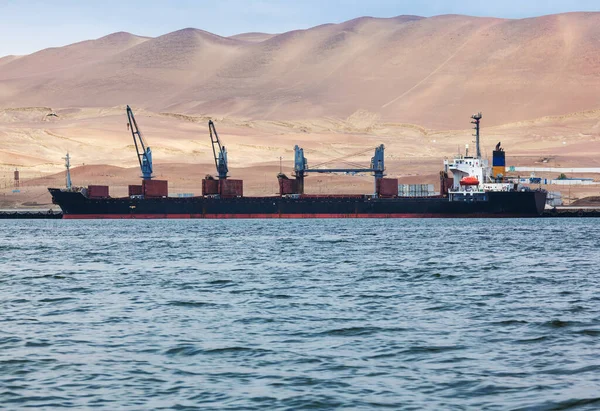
[126,105,153,180]
[209,120,228,179]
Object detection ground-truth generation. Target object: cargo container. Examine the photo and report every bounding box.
[444,178,453,193]
[143,179,168,198]
[398,184,436,197]
[202,179,219,196]
[377,178,399,197]
[279,178,297,195]
[128,185,143,196]
[546,191,563,207]
[219,179,243,197]
[88,185,109,198]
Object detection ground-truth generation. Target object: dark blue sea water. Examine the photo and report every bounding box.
[1,219,600,410]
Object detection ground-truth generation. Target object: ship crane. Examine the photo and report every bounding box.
[293,144,385,194]
[208,120,228,179]
[126,105,153,180]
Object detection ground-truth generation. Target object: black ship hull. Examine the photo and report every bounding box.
[49,189,547,218]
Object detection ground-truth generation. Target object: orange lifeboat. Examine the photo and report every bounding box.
[460,176,479,186]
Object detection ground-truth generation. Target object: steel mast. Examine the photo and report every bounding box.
[471,112,482,159]
[63,152,72,190]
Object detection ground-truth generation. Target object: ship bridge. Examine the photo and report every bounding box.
[445,155,488,190]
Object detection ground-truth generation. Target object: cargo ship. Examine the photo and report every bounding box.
[49,110,547,219]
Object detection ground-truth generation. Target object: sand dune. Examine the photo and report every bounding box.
[1,13,600,127]
[0,55,21,66]
[229,32,277,43]
[0,32,148,79]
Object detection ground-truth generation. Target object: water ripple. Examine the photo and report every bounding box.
[1,218,600,409]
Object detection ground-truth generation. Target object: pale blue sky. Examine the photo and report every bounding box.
[1,0,599,56]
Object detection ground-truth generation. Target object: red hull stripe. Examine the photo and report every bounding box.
[62,213,529,219]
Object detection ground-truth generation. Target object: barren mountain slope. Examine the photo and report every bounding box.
[0,32,149,78]
[229,32,276,43]
[1,13,599,128]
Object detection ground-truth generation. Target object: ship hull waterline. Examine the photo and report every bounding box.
[49,189,547,219]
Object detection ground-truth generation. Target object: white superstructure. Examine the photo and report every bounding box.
[444,144,515,197]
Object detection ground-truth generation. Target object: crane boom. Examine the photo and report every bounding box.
[208,120,228,179]
[126,105,153,180]
[295,144,384,177]
[293,144,385,195]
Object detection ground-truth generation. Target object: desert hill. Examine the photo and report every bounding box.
[1,13,600,128]
[0,32,149,78]
[229,32,277,43]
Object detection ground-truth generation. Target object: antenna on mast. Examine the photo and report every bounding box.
[471,112,482,159]
[63,152,72,190]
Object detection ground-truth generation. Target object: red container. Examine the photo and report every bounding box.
[377,178,398,198]
[440,174,454,195]
[202,179,219,196]
[88,185,109,198]
[128,185,143,196]
[219,179,243,197]
[279,178,297,195]
[143,179,168,198]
